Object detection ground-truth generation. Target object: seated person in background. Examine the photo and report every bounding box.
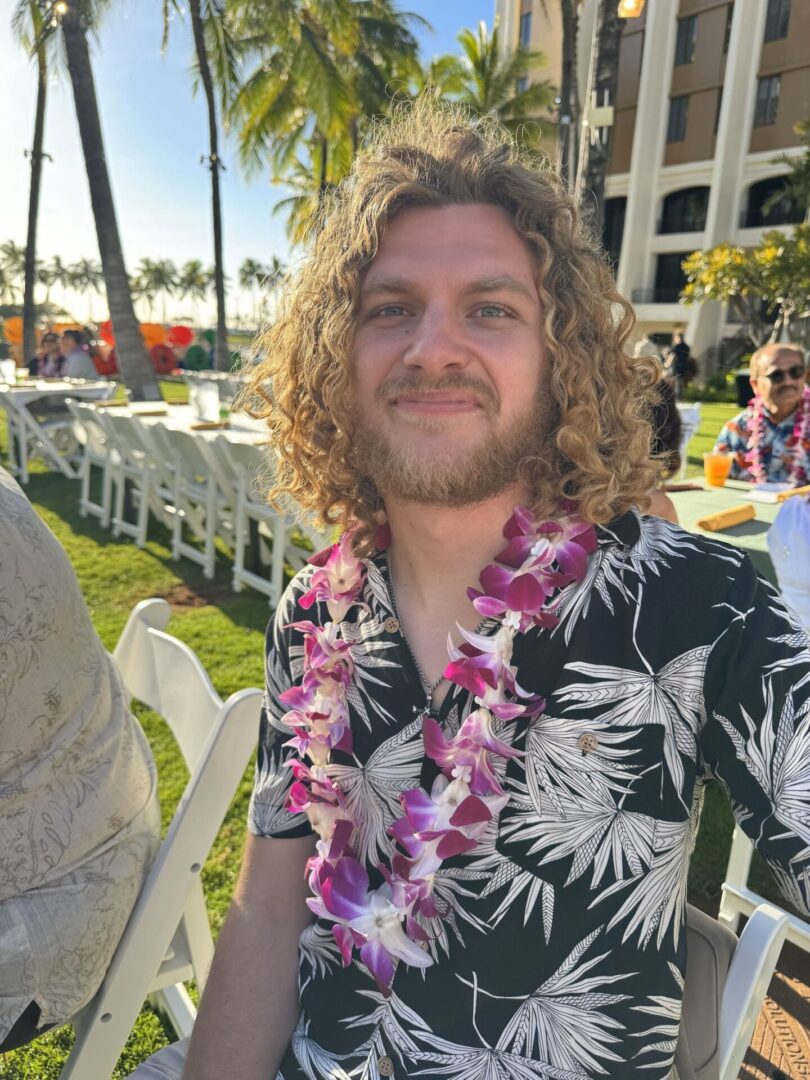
[28,332,64,378]
[715,343,809,484]
[768,495,810,632]
[646,376,681,524]
[0,466,160,1053]
[633,332,662,364]
[61,328,100,379]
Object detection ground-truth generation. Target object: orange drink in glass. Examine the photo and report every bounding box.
[703,452,732,487]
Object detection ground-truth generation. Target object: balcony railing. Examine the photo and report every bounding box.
[631,288,685,304]
[656,216,706,235]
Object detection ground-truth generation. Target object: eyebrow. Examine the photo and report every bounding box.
[360,274,537,303]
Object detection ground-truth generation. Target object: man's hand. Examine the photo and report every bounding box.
[182,831,315,1080]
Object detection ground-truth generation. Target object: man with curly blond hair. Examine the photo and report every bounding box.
[130,102,810,1080]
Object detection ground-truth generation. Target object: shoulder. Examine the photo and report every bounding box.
[721,407,753,435]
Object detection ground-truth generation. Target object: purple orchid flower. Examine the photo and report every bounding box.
[300,533,364,623]
[497,505,598,579]
[422,710,521,795]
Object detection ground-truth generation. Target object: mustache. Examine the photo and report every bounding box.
[375,373,499,411]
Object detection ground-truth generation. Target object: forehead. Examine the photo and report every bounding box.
[364,203,537,285]
[757,348,804,373]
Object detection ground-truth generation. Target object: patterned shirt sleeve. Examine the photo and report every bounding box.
[247,584,314,840]
[700,555,810,916]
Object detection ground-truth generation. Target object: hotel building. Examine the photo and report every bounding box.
[495,0,809,369]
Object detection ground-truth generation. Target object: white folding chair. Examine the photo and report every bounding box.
[95,412,165,548]
[157,427,229,580]
[58,598,262,1080]
[676,401,701,479]
[66,399,116,527]
[716,902,789,1080]
[213,438,287,603]
[718,824,810,955]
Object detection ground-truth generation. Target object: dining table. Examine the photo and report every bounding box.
[0,377,115,483]
[668,479,784,584]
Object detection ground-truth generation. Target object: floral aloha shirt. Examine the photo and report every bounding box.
[248,511,810,1080]
[714,404,799,482]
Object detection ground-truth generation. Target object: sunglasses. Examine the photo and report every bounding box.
[760,365,806,384]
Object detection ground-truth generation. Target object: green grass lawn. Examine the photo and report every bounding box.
[0,391,782,1077]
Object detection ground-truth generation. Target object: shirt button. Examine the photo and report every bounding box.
[377,1055,395,1076]
[383,617,400,634]
[576,733,599,754]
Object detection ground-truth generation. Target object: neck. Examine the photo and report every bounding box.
[384,484,532,606]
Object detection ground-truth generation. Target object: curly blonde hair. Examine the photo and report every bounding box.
[243,98,661,553]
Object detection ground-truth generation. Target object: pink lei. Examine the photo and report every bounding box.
[280,507,597,995]
[748,385,810,486]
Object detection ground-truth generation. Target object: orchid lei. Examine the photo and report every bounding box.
[280,507,597,995]
[747,385,810,487]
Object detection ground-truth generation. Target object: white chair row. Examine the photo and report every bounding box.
[67,403,330,601]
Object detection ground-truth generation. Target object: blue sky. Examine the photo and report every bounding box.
[1,0,494,323]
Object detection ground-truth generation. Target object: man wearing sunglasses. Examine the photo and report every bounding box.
[715,343,810,485]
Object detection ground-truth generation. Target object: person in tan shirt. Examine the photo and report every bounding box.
[0,466,160,1052]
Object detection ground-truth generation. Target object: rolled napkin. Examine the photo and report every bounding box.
[696,503,756,532]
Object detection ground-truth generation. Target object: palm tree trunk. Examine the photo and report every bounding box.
[61,8,159,400]
[582,0,622,234]
[319,136,329,199]
[190,0,227,371]
[22,41,47,368]
[558,0,581,188]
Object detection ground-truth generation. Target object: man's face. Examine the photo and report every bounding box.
[42,335,60,355]
[351,203,548,506]
[751,348,806,414]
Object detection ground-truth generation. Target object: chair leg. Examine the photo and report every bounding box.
[112,470,125,537]
[203,480,216,580]
[79,456,90,517]
[136,474,151,548]
[101,460,113,528]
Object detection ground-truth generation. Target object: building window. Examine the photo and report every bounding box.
[674,16,697,65]
[753,75,781,127]
[741,175,805,227]
[764,0,790,42]
[714,87,724,134]
[515,76,529,95]
[667,96,688,142]
[723,4,734,53]
[659,187,710,234]
[519,11,532,48]
[602,197,627,272]
[653,254,690,304]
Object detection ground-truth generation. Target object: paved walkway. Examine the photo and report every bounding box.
[742,942,810,1078]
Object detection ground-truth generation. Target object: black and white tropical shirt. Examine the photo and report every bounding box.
[248,511,810,1080]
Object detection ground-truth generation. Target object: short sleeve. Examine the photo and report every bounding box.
[247,584,315,840]
[699,556,810,916]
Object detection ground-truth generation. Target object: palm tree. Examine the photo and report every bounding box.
[229,0,423,240]
[239,256,265,325]
[133,258,160,320]
[557,0,582,187]
[178,258,211,326]
[581,0,622,232]
[70,257,103,321]
[444,21,556,148]
[47,254,76,304]
[162,0,238,369]
[59,1,158,400]
[0,241,27,302]
[12,1,53,369]
[150,258,178,323]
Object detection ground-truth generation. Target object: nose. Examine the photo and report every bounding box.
[401,306,469,376]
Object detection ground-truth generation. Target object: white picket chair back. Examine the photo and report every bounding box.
[66,399,115,526]
[158,427,223,578]
[59,598,261,1080]
[718,825,810,954]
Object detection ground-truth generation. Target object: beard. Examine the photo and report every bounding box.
[352,373,551,507]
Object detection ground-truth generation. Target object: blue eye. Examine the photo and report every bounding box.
[373,305,408,317]
[477,304,509,318]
